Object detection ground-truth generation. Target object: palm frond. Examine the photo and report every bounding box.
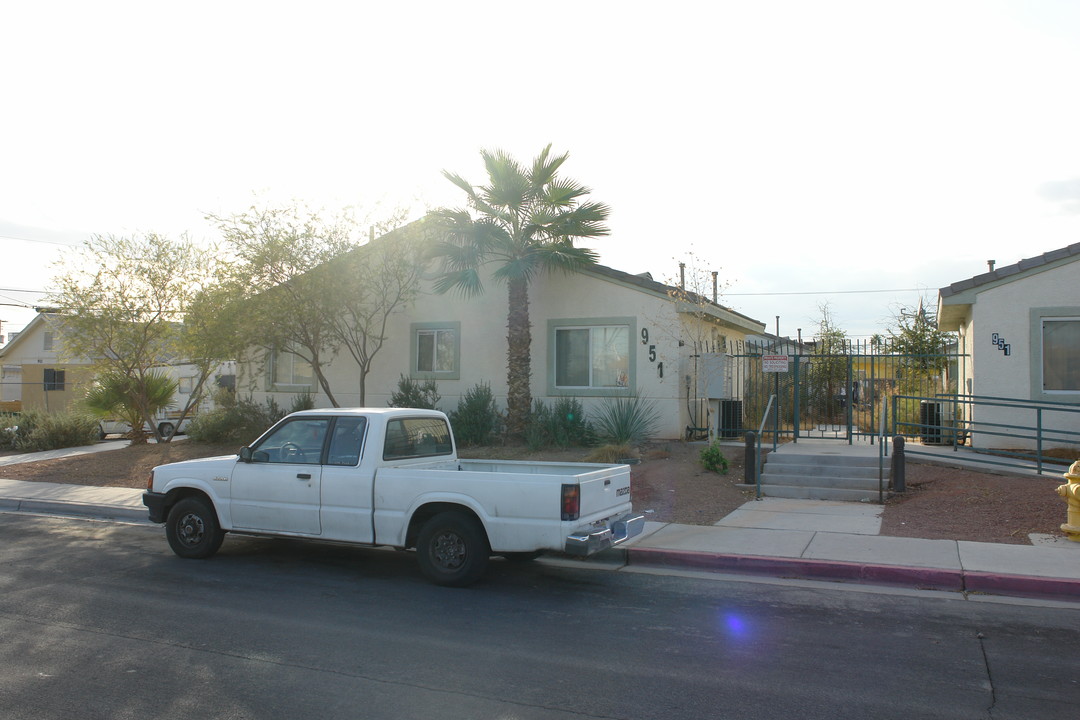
[431,266,486,297]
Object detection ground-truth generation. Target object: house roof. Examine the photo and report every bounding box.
[937,241,1080,330]
[0,312,57,360]
[581,263,766,334]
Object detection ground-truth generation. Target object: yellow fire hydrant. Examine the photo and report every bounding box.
[1057,459,1080,542]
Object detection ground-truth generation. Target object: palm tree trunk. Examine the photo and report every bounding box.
[506,276,532,438]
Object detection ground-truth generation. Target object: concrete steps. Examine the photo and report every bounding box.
[750,445,891,502]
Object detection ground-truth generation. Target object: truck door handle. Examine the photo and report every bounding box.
[297,473,312,480]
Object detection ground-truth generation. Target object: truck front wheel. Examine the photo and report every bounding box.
[416,511,490,587]
[165,497,225,559]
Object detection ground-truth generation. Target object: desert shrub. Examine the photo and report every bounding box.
[699,441,730,474]
[388,375,441,409]
[585,443,633,463]
[288,393,316,414]
[187,396,287,446]
[593,394,661,446]
[449,382,500,447]
[7,411,100,452]
[525,398,595,450]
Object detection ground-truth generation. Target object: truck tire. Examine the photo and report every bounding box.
[158,422,176,439]
[165,497,225,559]
[416,511,490,587]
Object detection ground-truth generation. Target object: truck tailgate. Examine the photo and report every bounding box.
[575,464,633,519]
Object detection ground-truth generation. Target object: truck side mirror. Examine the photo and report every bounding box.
[239,447,253,463]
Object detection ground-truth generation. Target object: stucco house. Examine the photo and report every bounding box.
[937,242,1080,451]
[0,312,94,413]
[245,259,767,441]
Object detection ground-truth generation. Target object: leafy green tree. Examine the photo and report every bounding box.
[325,222,426,405]
[48,233,222,441]
[430,145,610,437]
[83,371,178,443]
[212,203,417,407]
[807,303,849,422]
[886,298,954,375]
[210,203,353,406]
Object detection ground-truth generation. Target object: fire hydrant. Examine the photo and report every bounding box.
[1056,460,1080,542]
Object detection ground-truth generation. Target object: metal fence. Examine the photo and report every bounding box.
[711,338,964,443]
[895,393,1080,475]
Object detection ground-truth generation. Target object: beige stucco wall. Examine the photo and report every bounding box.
[242,267,764,440]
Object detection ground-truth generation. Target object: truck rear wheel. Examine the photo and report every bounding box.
[165,497,225,559]
[416,511,489,587]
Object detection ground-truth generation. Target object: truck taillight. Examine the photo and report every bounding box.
[561,484,580,521]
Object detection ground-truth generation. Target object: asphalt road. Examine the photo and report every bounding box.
[1,513,1078,720]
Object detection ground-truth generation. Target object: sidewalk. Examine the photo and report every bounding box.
[619,498,1080,601]
[1,444,1079,601]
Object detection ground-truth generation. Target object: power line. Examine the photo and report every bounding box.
[0,233,82,247]
[725,287,930,297]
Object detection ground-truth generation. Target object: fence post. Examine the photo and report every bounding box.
[891,435,906,493]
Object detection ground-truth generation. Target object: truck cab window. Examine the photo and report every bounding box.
[251,418,329,465]
[327,417,366,466]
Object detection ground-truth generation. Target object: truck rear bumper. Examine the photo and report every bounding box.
[564,512,646,556]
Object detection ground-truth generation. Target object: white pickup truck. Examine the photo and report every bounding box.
[143,408,644,586]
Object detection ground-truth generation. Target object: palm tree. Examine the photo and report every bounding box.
[431,145,610,437]
[83,371,177,443]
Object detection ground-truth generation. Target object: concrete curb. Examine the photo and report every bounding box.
[625,547,1080,600]
[626,547,964,591]
[0,497,148,523]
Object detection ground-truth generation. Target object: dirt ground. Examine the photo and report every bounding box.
[0,438,1069,545]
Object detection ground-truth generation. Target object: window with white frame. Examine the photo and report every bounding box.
[272,351,313,389]
[417,328,456,373]
[43,331,54,352]
[1043,318,1080,392]
[411,323,460,379]
[555,325,630,389]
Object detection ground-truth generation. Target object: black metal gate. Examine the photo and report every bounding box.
[717,338,964,442]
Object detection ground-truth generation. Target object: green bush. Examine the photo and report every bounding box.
[4,411,100,452]
[449,382,500,447]
[288,393,316,414]
[525,398,595,450]
[699,441,730,474]
[593,394,661,446]
[388,375,441,409]
[187,396,287,446]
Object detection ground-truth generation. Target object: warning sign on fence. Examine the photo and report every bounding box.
[762,355,790,373]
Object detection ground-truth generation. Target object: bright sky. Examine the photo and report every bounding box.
[3,0,1080,343]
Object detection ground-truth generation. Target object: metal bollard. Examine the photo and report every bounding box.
[744,431,756,486]
[891,435,906,493]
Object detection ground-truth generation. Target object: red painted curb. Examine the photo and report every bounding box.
[625,547,1080,600]
[963,571,1080,600]
[626,547,965,591]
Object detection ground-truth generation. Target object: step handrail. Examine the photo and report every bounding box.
[755,394,777,499]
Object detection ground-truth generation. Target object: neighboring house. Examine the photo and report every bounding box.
[0,311,235,429]
[246,260,767,440]
[937,242,1080,450]
[0,312,94,413]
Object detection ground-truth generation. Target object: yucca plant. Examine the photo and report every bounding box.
[593,394,661,446]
